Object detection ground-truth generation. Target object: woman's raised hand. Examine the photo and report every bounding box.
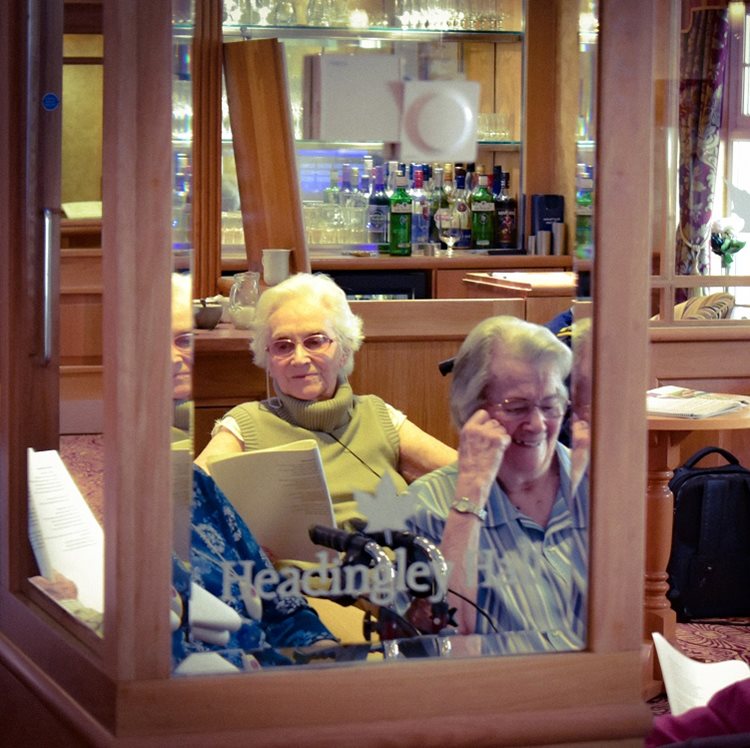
[456,409,511,498]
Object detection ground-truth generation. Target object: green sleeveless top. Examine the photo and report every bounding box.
[225,382,408,527]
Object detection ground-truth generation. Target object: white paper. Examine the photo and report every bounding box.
[173,652,241,676]
[27,448,104,612]
[646,386,747,419]
[652,632,750,716]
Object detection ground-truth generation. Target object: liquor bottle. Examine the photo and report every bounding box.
[491,164,504,199]
[495,171,518,249]
[389,175,412,256]
[385,160,400,197]
[470,174,495,249]
[452,169,472,248]
[361,156,373,196]
[338,163,354,206]
[575,164,594,260]
[322,167,339,204]
[367,164,390,254]
[358,163,371,199]
[428,166,445,244]
[348,166,368,243]
[465,162,477,192]
[410,166,430,247]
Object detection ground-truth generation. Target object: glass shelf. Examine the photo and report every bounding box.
[224,24,523,43]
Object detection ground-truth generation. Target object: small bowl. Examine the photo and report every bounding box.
[193,301,223,330]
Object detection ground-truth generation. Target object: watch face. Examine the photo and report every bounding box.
[452,498,486,520]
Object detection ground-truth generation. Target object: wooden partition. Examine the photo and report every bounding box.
[0,2,656,744]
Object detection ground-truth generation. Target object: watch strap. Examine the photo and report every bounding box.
[450,497,487,521]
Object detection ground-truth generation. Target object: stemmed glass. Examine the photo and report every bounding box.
[435,205,462,256]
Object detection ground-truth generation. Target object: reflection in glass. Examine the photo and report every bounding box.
[181,0,595,671]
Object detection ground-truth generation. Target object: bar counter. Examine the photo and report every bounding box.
[223,249,574,298]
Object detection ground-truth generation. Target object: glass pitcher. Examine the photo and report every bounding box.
[228,271,260,329]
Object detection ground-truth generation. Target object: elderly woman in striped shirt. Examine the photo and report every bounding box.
[402,315,588,652]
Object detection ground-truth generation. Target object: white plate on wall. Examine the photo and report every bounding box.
[398,80,480,163]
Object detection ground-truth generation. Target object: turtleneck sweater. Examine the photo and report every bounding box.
[223,381,408,526]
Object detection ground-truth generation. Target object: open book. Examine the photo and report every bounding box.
[652,632,750,716]
[206,439,336,563]
[647,386,750,419]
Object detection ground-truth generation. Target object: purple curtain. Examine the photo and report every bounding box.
[675,8,729,287]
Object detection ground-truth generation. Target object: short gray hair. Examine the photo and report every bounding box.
[450,315,573,428]
[250,272,364,376]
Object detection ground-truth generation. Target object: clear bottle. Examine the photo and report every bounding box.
[338,162,354,206]
[452,169,472,248]
[367,164,390,254]
[495,171,518,249]
[348,166,368,243]
[361,156,373,197]
[470,174,495,249]
[410,166,430,247]
[428,166,445,244]
[389,175,412,256]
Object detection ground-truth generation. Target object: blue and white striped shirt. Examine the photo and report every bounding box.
[402,443,588,652]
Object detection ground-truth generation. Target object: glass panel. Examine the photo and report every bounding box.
[176,0,591,675]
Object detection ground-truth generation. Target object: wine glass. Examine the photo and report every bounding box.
[435,206,462,256]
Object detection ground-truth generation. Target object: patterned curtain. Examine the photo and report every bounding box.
[675,7,730,287]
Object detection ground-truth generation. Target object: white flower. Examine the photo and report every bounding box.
[711,214,745,236]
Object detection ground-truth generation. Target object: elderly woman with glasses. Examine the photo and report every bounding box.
[195,272,456,529]
[401,315,588,648]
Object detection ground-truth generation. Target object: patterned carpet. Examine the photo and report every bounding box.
[60,433,104,526]
[59,434,750,718]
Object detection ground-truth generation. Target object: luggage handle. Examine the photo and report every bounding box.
[682,446,741,469]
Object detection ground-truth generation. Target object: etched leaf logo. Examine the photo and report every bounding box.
[354,473,417,532]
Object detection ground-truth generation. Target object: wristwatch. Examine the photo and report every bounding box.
[450,497,487,521]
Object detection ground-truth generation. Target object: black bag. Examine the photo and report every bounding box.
[666,446,750,621]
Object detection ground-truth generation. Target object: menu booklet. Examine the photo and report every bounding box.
[206,439,336,563]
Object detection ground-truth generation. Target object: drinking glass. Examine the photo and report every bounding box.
[435,206,462,256]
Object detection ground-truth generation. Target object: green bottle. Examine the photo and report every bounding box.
[322,167,339,204]
[389,175,412,256]
[470,174,495,249]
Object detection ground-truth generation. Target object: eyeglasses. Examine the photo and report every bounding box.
[488,395,570,420]
[267,333,334,359]
[173,333,191,352]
